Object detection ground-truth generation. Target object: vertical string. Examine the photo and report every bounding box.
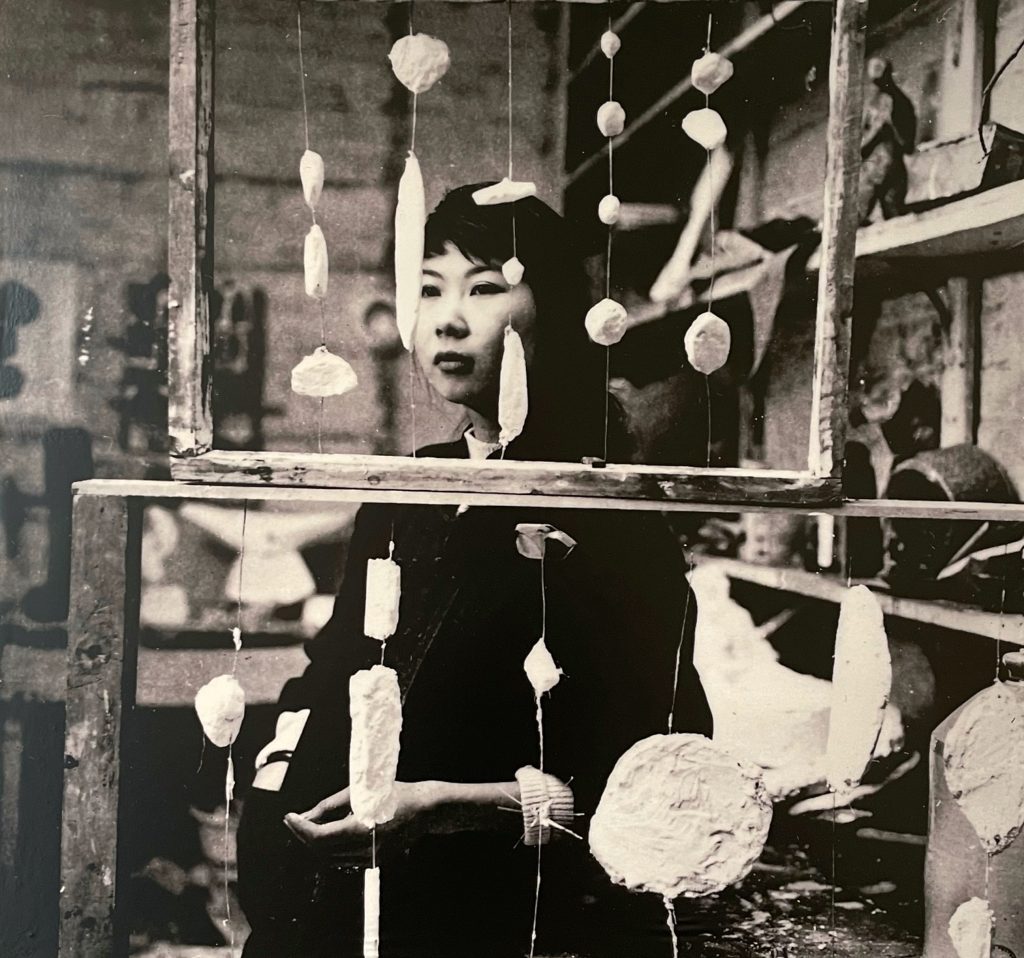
[702,12,716,470]
[528,836,543,958]
[664,898,679,958]
[705,377,712,468]
[667,546,695,733]
[603,6,614,462]
[297,3,310,153]
[507,0,517,263]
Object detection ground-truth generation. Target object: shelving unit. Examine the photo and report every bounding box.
[704,556,1024,644]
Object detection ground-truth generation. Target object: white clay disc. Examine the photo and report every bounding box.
[472,178,537,206]
[502,256,525,286]
[691,51,734,96]
[598,194,621,226]
[944,681,1024,854]
[684,311,730,374]
[589,733,772,898]
[600,30,621,59]
[585,298,628,346]
[597,101,626,138]
[681,108,728,150]
[291,345,358,398]
[195,674,246,748]
[388,33,450,94]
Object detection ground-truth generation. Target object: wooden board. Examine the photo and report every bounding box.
[59,495,142,958]
[170,450,840,506]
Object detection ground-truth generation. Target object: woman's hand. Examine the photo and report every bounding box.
[283,781,446,866]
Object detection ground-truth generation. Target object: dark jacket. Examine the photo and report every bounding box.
[238,439,712,957]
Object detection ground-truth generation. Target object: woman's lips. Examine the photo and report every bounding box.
[434,352,473,374]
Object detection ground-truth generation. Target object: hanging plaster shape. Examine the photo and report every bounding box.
[395,152,426,351]
[944,679,1024,854]
[363,866,381,958]
[684,312,731,374]
[589,733,772,897]
[597,101,626,138]
[300,149,325,211]
[515,523,577,561]
[349,665,403,827]
[825,585,892,795]
[195,674,246,748]
[524,637,562,695]
[682,108,728,150]
[291,345,358,398]
[304,223,329,300]
[502,256,525,286]
[691,52,734,96]
[364,557,401,642]
[948,898,993,958]
[498,325,528,447]
[600,30,621,59]
[389,33,450,95]
[472,178,537,206]
[598,194,621,226]
[585,298,628,347]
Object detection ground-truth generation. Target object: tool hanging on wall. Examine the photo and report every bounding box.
[290,3,359,454]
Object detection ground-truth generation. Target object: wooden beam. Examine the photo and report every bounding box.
[59,495,142,958]
[940,277,980,446]
[807,0,866,479]
[705,556,1024,644]
[168,0,215,459]
[564,1,811,187]
[71,478,1024,523]
[170,450,838,506]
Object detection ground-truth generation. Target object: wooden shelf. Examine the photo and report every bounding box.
[806,178,1024,271]
[629,179,1024,330]
[704,557,1024,644]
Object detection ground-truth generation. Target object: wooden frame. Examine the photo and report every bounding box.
[166,0,867,507]
[58,477,1024,956]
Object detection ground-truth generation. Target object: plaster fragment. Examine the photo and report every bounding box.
[589,733,772,898]
[290,346,358,398]
[585,298,628,346]
[682,108,728,150]
[498,326,528,447]
[299,150,324,210]
[472,178,537,206]
[524,637,561,695]
[598,194,621,226]
[684,311,731,374]
[303,223,328,299]
[691,52,734,95]
[948,897,993,958]
[600,30,621,59]
[502,256,525,286]
[195,674,246,748]
[364,557,401,642]
[597,101,626,138]
[388,33,450,94]
[395,152,426,351]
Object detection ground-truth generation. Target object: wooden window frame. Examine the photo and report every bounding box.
[167,0,866,508]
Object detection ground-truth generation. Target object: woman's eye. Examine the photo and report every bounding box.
[420,284,441,299]
[470,282,505,296]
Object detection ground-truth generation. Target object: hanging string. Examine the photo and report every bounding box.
[704,13,716,306]
[507,0,518,265]
[664,897,679,958]
[667,545,695,733]
[297,3,310,153]
[603,6,614,462]
[528,836,543,958]
[705,377,712,468]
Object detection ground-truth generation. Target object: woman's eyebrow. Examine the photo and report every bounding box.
[421,268,444,278]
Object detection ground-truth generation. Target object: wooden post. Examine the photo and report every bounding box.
[940,277,980,447]
[59,495,142,958]
[168,0,215,458]
[807,0,867,482]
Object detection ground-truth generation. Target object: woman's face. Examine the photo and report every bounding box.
[414,243,537,414]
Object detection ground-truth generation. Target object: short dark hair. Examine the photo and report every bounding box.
[424,184,629,463]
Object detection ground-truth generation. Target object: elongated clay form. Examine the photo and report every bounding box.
[472,178,537,206]
[395,152,426,351]
[304,224,329,300]
[825,585,892,794]
[498,326,528,446]
[349,665,403,827]
[363,866,381,958]
[364,557,401,642]
[300,150,324,210]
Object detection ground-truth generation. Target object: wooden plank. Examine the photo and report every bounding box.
[59,495,142,958]
[167,0,214,459]
[705,556,1024,644]
[170,449,838,506]
[940,277,980,446]
[807,0,866,480]
[564,1,812,187]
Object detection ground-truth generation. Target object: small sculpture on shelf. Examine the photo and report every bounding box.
[858,56,917,224]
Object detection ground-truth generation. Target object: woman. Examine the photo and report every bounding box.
[237,185,712,957]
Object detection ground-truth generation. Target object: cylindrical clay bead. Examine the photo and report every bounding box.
[349,665,403,827]
[363,866,381,958]
[364,557,401,642]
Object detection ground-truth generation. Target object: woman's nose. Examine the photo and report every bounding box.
[434,299,469,338]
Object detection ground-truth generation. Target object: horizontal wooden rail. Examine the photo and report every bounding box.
[75,479,1024,522]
